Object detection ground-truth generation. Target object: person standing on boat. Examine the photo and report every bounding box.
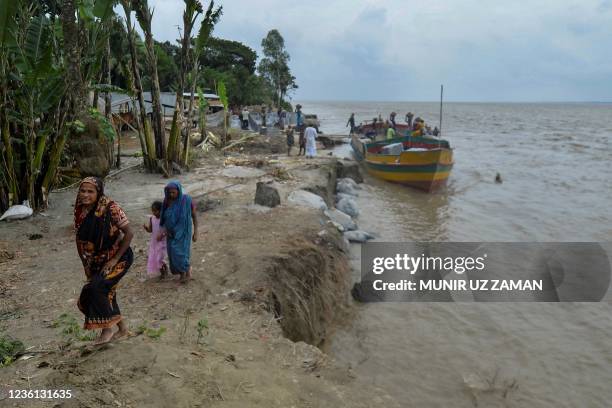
[386,125,396,140]
[370,117,378,137]
[405,112,414,128]
[304,125,318,158]
[412,118,425,136]
[346,113,356,134]
[389,112,397,130]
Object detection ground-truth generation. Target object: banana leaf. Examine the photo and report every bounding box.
[93,0,116,20]
[0,0,19,47]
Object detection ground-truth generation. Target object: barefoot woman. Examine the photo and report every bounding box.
[75,177,134,344]
[160,181,197,283]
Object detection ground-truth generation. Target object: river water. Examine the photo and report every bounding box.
[297,101,612,407]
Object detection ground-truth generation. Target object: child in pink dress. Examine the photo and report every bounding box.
[143,201,167,279]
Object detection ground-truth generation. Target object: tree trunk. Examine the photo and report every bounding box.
[123,1,155,170]
[115,124,121,168]
[104,36,115,167]
[133,1,166,160]
[0,61,18,205]
[41,128,69,204]
[143,30,165,160]
[183,65,199,166]
[167,101,181,165]
[60,0,87,116]
[121,61,148,171]
[0,112,18,206]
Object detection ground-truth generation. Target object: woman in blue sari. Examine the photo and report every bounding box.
[160,181,198,283]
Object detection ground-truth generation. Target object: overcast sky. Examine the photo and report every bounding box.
[141,0,612,102]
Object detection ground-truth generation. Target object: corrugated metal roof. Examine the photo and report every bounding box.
[106,92,221,116]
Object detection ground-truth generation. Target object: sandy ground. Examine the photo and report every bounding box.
[0,134,401,407]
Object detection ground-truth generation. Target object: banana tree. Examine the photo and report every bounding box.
[182,0,221,164]
[0,0,20,206]
[167,0,201,167]
[2,2,67,208]
[133,0,166,160]
[218,80,228,147]
[0,0,120,211]
[120,0,155,171]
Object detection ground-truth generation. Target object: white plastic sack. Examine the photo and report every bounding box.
[0,200,33,221]
[381,142,404,155]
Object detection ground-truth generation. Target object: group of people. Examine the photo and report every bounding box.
[347,111,440,138]
[284,123,318,158]
[239,105,302,131]
[74,177,198,344]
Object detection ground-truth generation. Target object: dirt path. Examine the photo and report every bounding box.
[0,143,400,407]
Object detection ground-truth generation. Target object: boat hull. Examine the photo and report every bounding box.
[351,135,453,192]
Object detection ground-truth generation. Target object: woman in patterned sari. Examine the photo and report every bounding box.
[160,181,198,283]
[74,177,134,344]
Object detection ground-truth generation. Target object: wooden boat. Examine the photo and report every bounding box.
[351,134,454,191]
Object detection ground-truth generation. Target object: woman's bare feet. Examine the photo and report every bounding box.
[94,328,114,345]
[186,266,193,280]
[160,264,168,280]
[111,320,130,341]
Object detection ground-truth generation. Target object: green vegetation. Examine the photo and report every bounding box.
[196,318,209,344]
[53,313,97,342]
[0,0,297,212]
[136,324,166,340]
[258,30,298,110]
[0,333,25,367]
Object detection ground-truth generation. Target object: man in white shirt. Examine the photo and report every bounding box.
[304,125,318,158]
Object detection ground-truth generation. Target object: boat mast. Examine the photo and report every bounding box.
[439,84,444,148]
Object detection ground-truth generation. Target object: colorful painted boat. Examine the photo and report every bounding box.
[351,134,454,191]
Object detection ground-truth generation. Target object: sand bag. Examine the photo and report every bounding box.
[288,190,328,211]
[0,201,33,221]
[324,209,357,231]
[344,230,375,243]
[337,178,359,196]
[336,197,359,218]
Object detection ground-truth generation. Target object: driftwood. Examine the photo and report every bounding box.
[53,163,142,192]
[221,134,259,151]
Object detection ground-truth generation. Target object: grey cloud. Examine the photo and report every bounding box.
[139,0,612,101]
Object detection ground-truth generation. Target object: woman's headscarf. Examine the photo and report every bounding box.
[74,177,114,250]
[160,181,192,235]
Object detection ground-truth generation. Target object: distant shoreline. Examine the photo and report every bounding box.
[294,99,612,105]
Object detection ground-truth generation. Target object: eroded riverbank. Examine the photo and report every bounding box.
[0,134,399,407]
